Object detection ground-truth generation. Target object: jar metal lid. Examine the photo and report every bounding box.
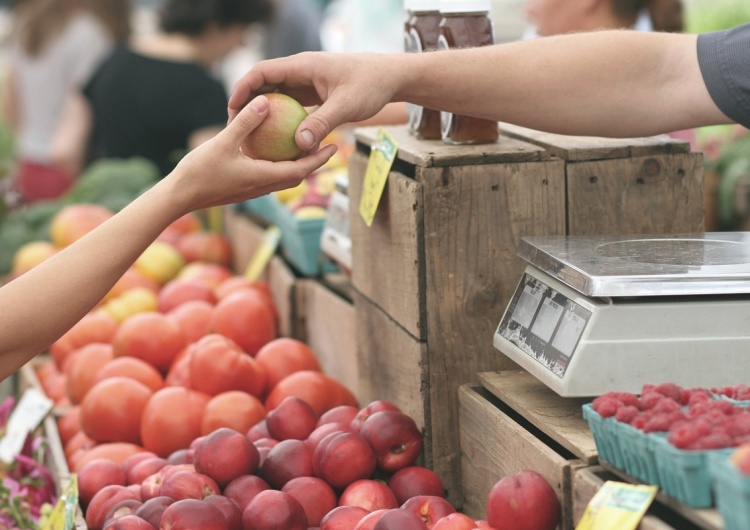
[410,0,441,11]
[440,0,491,13]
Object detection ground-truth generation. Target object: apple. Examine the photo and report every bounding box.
[358,411,422,473]
[168,300,214,344]
[312,431,377,489]
[167,449,193,465]
[352,509,389,530]
[401,496,456,528]
[204,495,243,530]
[241,489,307,530]
[261,439,314,488]
[127,457,169,486]
[223,475,271,512]
[431,513,477,530]
[104,499,143,524]
[160,498,228,530]
[135,496,175,529]
[387,466,445,505]
[281,476,338,527]
[247,420,270,442]
[241,93,308,162]
[319,505,370,530]
[194,427,260,488]
[176,231,233,267]
[266,396,318,441]
[486,470,560,530]
[306,422,355,452]
[11,240,57,277]
[159,470,220,501]
[318,405,359,427]
[49,203,113,248]
[77,458,127,508]
[351,401,401,431]
[372,509,428,530]
[102,515,156,529]
[158,279,218,313]
[140,470,166,502]
[338,479,398,512]
[85,485,141,530]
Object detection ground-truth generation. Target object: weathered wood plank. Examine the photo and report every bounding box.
[349,151,426,340]
[459,384,583,530]
[566,153,705,235]
[478,371,598,463]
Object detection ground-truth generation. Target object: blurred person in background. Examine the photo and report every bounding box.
[263,0,323,59]
[522,0,695,149]
[52,0,273,179]
[2,0,131,203]
[523,0,684,38]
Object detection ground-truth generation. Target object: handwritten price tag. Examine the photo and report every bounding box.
[359,128,399,227]
[575,481,657,530]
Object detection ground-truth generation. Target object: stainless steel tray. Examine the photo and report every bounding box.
[517,233,750,297]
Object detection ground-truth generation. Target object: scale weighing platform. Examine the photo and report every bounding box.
[494,233,750,397]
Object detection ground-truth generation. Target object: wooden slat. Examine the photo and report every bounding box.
[354,125,550,168]
[349,151,426,339]
[499,123,691,162]
[459,384,584,530]
[302,280,359,400]
[567,153,705,235]
[478,371,598,463]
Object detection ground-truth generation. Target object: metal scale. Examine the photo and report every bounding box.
[493,233,750,397]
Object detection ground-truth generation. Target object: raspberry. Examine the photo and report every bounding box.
[727,414,750,438]
[668,423,700,449]
[592,396,622,417]
[639,392,664,410]
[653,382,684,403]
[688,400,710,417]
[735,385,750,401]
[612,392,641,408]
[643,413,673,433]
[708,399,740,416]
[652,398,681,414]
[690,432,734,450]
[631,415,648,430]
[614,405,639,424]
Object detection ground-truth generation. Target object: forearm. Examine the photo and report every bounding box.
[397,30,729,137]
[0,178,183,380]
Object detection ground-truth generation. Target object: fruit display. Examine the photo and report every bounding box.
[585,382,750,508]
[13,206,564,530]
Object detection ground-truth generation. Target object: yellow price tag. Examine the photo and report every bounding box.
[359,128,399,227]
[207,206,224,233]
[576,481,657,530]
[244,225,281,282]
[41,474,78,530]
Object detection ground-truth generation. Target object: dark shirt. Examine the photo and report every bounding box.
[697,22,750,129]
[83,46,228,176]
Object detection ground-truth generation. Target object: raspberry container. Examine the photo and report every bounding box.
[711,452,750,530]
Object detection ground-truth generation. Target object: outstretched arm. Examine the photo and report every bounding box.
[0,95,337,381]
[229,30,731,151]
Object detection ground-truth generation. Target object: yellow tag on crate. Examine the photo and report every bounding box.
[41,474,78,530]
[359,128,399,227]
[575,481,658,530]
[244,225,281,282]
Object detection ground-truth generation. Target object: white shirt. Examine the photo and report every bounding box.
[8,11,113,162]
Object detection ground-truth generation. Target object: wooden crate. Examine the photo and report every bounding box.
[573,466,723,530]
[499,123,705,235]
[348,125,705,509]
[296,276,359,400]
[459,371,598,530]
[223,206,307,339]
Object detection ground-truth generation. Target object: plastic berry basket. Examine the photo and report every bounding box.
[274,201,338,277]
[616,422,661,485]
[582,404,626,470]
[711,452,750,530]
[235,194,280,225]
[650,435,732,508]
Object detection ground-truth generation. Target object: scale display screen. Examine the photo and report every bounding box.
[496,272,592,377]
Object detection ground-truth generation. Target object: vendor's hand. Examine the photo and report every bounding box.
[228,52,399,153]
[169,95,338,215]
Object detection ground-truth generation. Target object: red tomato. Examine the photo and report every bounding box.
[140,386,211,457]
[265,371,359,417]
[209,289,277,355]
[112,312,187,374]
[187,334,266,397]
[80,376,154,444]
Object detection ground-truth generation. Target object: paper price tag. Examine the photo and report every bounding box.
[244,225,281,282]
[359,128,399,227]
[0,387,53,463]
[575,481,658,530]
[41,475,79,530]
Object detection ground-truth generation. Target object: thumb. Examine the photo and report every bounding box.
[222,95,269,146]
[295,100,349,151]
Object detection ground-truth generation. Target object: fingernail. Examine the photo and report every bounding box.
[300,129,315,149]
[250,95,268,113]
